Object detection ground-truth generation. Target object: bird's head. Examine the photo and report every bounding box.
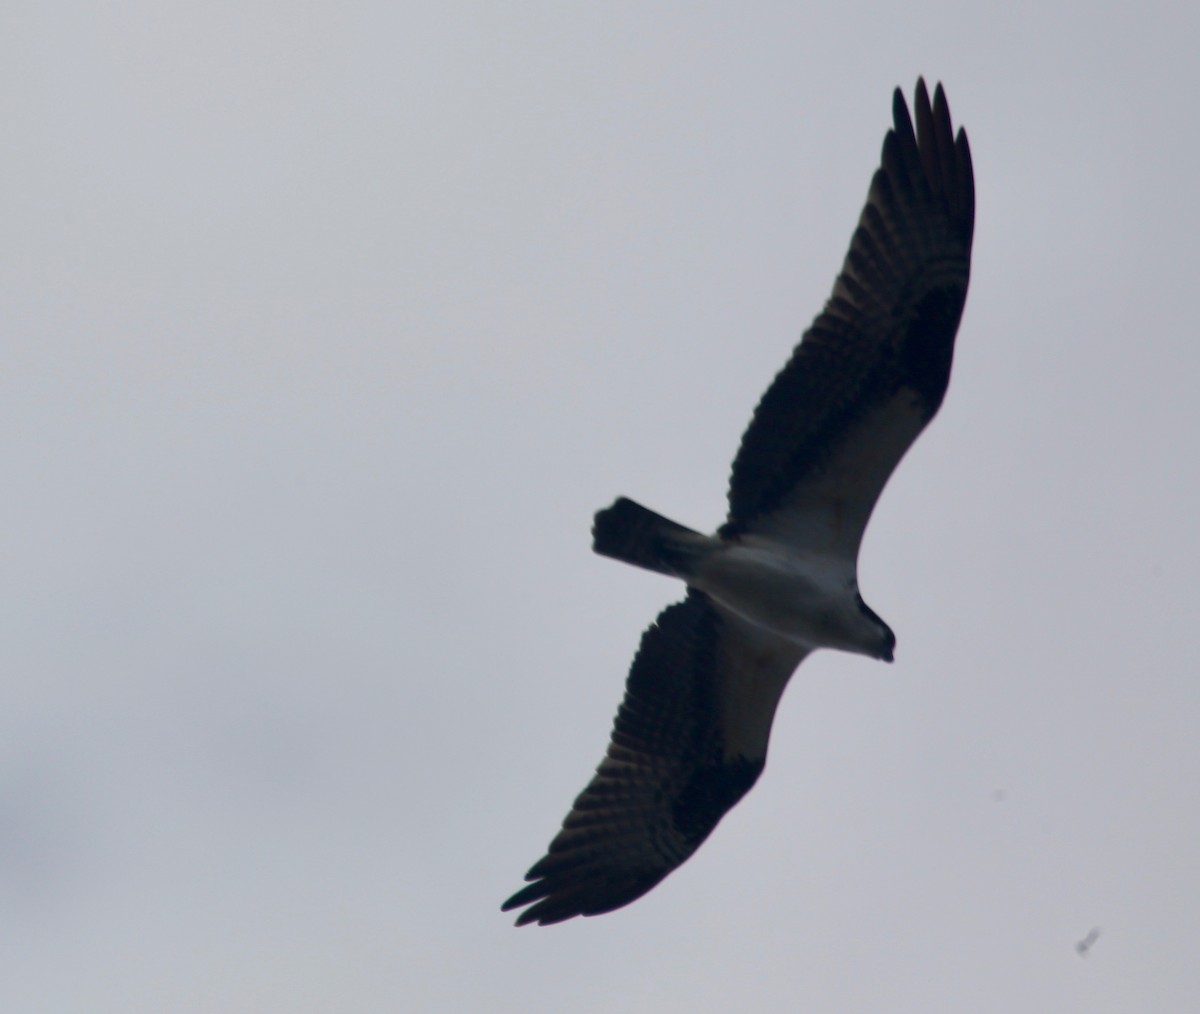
[876,624,896,663]
[856,595,896,663]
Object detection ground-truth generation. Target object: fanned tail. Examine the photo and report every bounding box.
[591,497,711,577]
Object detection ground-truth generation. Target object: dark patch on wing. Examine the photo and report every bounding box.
[722,80,974,538]
[502,591,772,926]
[899,284,965,409]
[672,756,764,848]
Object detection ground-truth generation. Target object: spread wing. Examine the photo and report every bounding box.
[723,79,975,559]
[502,590,807,926]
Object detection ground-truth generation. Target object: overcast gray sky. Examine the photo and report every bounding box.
[3,3,1199,1011]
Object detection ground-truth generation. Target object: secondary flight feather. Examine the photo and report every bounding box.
[504,79,975,926]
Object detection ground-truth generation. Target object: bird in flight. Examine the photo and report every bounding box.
[504,79,975,926]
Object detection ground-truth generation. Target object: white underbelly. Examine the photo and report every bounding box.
[691,541,878,656]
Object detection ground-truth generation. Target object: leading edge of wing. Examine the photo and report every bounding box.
[502,590,806,926]
[721,80,975,549]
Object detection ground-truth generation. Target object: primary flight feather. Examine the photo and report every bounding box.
[504,79,975,927]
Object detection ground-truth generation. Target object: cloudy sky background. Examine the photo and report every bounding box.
[3,3,1198,1011]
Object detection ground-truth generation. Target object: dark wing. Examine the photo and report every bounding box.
[723,80,974,559]
[503,590,807,926]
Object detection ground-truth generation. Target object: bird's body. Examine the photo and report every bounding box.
[504,79,975,926]
[597,499,890,659]
[689,535,890,659]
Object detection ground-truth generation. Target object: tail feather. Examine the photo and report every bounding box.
[592,497,709,577]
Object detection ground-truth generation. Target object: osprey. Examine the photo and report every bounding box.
[504,80,974,926]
